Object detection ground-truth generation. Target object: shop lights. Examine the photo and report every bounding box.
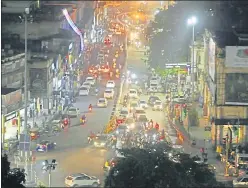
[62,9,84,51]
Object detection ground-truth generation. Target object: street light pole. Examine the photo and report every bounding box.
[191,24,195,98]
[24,8,29,134]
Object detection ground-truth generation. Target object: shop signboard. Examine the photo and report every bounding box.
[5,111,18,122]
[225,46,248,68]
[225,73,248,105]
[208,38,216,82]
[215,118,248,125]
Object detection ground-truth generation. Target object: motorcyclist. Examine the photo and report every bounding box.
[63,118,69,126]
[149,119,153,128]
[95,88,99,95]
[88,104,93,111]
[81,114,86,123]
[88,131,96,143]
[155,122,159,130]
[104,160,110,171]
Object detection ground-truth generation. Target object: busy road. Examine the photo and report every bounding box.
[29,2,168,187]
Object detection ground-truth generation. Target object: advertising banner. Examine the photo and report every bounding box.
[225,73,248,105]
[225,46,248,67]
[208,38,216,81]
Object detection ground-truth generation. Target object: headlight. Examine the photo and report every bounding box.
[116,131,119,134]
[135,81,138,84]
[131,74,136,79]
[153,134,156,138]
[101,143,106,145]
[54,143,56,145]
[168,153,172,157]
[94,142,97,145]
[145,134,148,137]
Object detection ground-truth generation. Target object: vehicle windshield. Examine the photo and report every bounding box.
[155,101,162,105]
[105,90,112,93]
[80,87,88,91]
[140,101,146,104]
[86,78,93,81]
[99,99,105,103]
[139,115,147,120]
[130,90,137,94]
[108,81,114,84]
[120,110,128,115]
[151,84,157,87]
[131,103,138,107]
[69,108,77,112]
[136,110,145,114]
[83,82,90,86]
[151,78,157,80]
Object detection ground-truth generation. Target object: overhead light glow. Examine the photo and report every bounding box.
[63,9,84,51]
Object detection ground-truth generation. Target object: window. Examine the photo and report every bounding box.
[83,176,90,180]
[120,111,128,115]
[242,178,248,182]
[75,176,84,180]
[69,108,76,112]
[136,110,145,114]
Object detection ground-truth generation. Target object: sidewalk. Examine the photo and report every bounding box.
[165,104,234,183]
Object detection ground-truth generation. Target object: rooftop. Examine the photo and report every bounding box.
[1,87,19,95]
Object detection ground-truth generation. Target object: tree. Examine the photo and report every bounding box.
[2,154,26,188]
[105,143,228,188]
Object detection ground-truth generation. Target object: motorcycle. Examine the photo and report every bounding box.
[80,118,86,125]
[88,107,92,112]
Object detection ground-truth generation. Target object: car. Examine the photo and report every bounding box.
[130,102,139,111]
[93,135,109,148]
[148,96,160,106]
[79,86,89,96]
[36,140,56,152]
[106,80,115,88]
[119,108,129,118]
[67,107,80,118]
[129,89,138,98]
[137,114,148,123]
[82,82,91,89]
[152,100,163,111]
[97,98,108,108]
[139,100,148,109]
[125,117,135,129]
[104,89,115,99]
[85,77,96,86]
[233,176,248,187]
[116,124,129,135]
[133,108,146,120]
[65,173,100,187]
[150,76,160,84]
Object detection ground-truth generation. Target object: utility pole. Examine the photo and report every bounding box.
[42,159,58,187]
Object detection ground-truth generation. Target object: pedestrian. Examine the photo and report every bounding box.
[16,130,18,140]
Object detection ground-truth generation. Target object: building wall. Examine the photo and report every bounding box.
[1,53,25,88]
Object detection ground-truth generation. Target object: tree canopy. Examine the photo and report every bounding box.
[104,143,229,188]
[2,154,26,188]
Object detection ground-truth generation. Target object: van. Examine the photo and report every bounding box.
[129,89,138,98]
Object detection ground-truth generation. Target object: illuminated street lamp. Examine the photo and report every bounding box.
[135,14,139,19]
[187,16,197,96]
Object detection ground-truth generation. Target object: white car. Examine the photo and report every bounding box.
[65,173,100,187]
[116,124,129,135]
[233,176,248,187]
[129,89,138,98]
[82,82,91,89]
[97,98,108,108]
[119,108,129,118]
[85,77,95,86]
[104,89,114,99]
[106,80,115,88]
[79,87,89,96]
[150,77,160,85]
[152,100,163,111]
[130,102,139,111]
[139,100,148,109]
[67,107,80,118]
